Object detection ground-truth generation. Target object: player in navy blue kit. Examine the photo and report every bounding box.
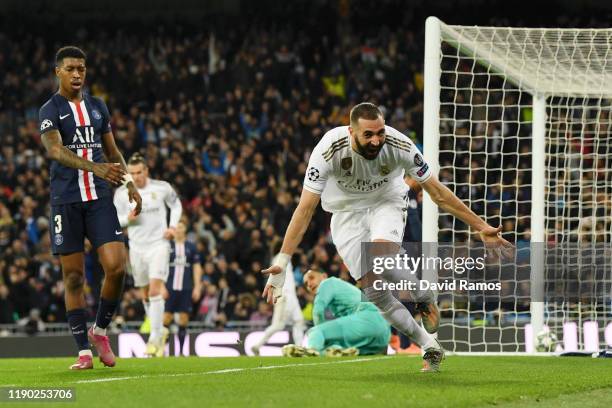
[163,221,203,355]
[38,46,142,370]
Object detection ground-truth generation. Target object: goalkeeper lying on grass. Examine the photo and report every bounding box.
[282,269,390,357]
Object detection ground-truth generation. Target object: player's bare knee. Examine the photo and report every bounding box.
[63,270,84,292]
[178,314,189,326]
[103,261,125,282]
[148,286,162,298]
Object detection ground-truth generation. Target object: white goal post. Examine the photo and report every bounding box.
[423,17,612,353]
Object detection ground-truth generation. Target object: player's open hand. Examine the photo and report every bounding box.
[94,162,126,186]
[261,265,283,275]
[128,184,142,215]
[261,267,286,304]
[262,283,281,304]
[479,225,515,260]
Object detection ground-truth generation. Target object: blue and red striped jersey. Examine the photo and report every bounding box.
[38,93,113,205]
[167,241,201,291]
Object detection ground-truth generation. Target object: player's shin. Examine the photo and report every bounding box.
[363,286,437,350]
[93,298,119,335]
[66,308,91,352]
[178,325,187,352]
[252,321,284,353]
[149,294,164,342]
[292,321,306,346]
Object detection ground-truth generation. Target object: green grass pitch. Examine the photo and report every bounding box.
[1,355,611,407]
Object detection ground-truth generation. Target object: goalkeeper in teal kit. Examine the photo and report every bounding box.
[282,270,390,357]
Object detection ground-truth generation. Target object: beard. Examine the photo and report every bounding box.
[355,137,384,160]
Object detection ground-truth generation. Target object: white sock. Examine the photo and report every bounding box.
[386,302,437,350]
[142,301,150,317]
[79,349,93,357]
[292,321,306,346]
[254,323,284,349]
[92,324,106,336]
[364,286,437,350]
[149,295,164,342]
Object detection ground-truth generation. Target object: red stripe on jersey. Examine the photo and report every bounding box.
[82,149,93,201]
[74,102,86,126]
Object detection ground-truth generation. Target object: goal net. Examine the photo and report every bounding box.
[423,17,612,352]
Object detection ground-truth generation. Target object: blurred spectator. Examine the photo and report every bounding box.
[4,2,595,326]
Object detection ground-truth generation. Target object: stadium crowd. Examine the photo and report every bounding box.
[2,2,607,330]
[0,5,426,328]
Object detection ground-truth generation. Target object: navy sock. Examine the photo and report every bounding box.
[178,326,187,352]
[95,298,119,329]
[66,308,90,351]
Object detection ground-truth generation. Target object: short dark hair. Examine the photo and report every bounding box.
[350,102,383,126]
[55,46,86,66]
[128,153,146,166]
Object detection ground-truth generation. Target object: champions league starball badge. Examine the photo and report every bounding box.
[307,167,320,181]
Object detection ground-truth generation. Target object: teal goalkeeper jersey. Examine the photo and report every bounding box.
[313,277,379,325]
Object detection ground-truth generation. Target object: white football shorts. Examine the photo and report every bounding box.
[330,202,407,281]
[129,241,171,287]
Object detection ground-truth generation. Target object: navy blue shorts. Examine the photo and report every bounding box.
[165,290,192,313]
[50,195,123,255]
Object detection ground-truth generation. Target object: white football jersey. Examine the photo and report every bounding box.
[303,125,431,212]
[113,178,183,249]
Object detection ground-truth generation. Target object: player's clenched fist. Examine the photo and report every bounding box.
[93,162,126,185]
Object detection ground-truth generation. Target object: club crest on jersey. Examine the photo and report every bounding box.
[380,165,390,176]
[91,110,102,120]
[151,192,157,200]
[341,157,352,170]
[55,234,63,246]
[72,126,95,144]
[414,154,424,167]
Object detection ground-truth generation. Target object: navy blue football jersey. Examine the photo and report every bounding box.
[38,93,113,205]
[167,241,201,291]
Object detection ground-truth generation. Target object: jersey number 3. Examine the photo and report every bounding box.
[54,214,62,234]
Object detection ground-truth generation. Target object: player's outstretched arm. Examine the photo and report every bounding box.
[261,189,320,304]
[41,130,126,185]
[102,131,142,215]
[312,283,332,326]
[421,176,514,256]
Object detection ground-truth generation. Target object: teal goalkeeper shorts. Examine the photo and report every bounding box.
[308,307,391,355]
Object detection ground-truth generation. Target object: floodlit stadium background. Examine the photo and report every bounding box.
[1,0,611,357]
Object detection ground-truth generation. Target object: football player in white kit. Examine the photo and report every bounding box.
[251,242,306,356]
[262,103,513,372]
[114,153,183,357]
